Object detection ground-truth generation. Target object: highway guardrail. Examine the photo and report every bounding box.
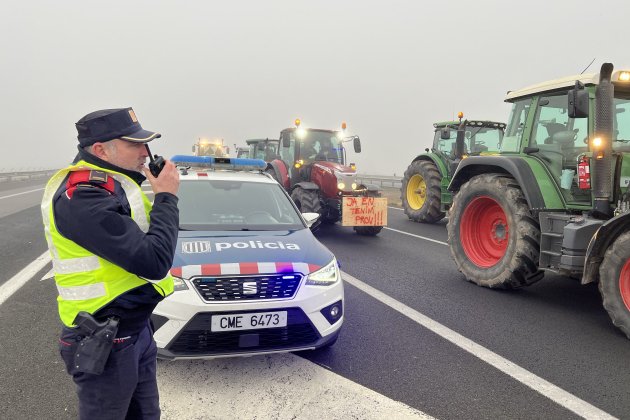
[356,174,402,189]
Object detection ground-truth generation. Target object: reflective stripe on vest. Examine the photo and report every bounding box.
[41,160,174,326]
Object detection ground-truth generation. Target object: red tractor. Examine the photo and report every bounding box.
[265,120,384,236]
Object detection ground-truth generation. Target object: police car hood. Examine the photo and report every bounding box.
[171,228,334,277]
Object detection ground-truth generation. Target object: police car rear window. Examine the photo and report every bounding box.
[178,179,305,231]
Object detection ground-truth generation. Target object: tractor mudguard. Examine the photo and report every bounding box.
[294,181,320,191]
[268,160,289,189]
[448,156,552,211]
[582,212,630,284]
[412,153,448,177]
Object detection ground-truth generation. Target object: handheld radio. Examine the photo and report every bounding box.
[145,144,165,177]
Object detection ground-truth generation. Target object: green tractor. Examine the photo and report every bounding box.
[447,63,630,338]
[401,113,505,223]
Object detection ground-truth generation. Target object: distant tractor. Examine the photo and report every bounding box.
[246,138,280,162]
[447,63,630,339]
[266,120,385,236]
[401,113,505,223]
[234,145,250,158]
[193,138,229,157]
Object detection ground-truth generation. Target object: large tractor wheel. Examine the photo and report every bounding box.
[354,186,383,236]
[291,187,321,214]
[599,231,630,339]
[401,160,445,223]
[447,174,543,289]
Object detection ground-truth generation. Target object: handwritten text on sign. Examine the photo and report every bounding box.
[342,197,388,226]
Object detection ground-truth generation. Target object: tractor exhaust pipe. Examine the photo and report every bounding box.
[592,62,614,218]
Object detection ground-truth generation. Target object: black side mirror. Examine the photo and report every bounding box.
[440,128,451,139]
[282,134,290,148]
[568,81,589,118]
[353,136,361,153]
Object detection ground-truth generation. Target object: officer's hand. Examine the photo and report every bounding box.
[143,160,179,195]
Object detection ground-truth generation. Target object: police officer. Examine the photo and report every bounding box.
[41,107,180,419]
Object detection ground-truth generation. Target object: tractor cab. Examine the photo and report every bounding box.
[279,120,361,186]
[246,138,280,162]
[500,70,630,206]
[434,117,505,159]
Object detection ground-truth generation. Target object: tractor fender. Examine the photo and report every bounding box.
[411,153,448,177]
[268,160,289,189]
[294,181,320,191]
[582,212,630,284]
[448,156,547,211]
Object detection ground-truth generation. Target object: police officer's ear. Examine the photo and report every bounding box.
[90,141,117,161]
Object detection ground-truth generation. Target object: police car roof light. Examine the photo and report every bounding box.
[171,155,267,171]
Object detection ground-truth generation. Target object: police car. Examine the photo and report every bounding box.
[152,156,343,359]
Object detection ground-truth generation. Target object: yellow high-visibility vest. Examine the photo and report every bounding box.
[41,160,174,327]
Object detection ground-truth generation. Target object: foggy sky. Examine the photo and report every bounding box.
[1,0,628,175]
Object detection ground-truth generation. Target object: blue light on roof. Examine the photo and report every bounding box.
[171,155,267,171]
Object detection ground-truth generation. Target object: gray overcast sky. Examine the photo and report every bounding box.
[1,0,628,175]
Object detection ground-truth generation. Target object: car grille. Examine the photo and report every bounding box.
[167,308,320,355]
[192,274,301,302]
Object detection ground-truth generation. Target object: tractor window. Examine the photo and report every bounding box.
[280,133,295,165]
[613,97,630,151]
[467,127,504,153]
[502,99,530,152]
[529,91,590,203]
[433,129,457,156]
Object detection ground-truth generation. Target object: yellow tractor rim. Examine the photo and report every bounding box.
[406,174,427,210]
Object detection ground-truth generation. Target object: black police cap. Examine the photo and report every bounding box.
[75,107,161,147]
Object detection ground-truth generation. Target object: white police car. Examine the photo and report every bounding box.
[152,156,343,359]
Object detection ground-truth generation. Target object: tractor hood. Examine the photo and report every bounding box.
[313,161,355,174]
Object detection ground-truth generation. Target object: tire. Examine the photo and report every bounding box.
[354,225,383,236]
[401,160,445,223]
[599,231,630,339]
[291,187,321,214]
[447,174,543,289]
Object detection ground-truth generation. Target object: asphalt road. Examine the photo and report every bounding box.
[0,180,628,419]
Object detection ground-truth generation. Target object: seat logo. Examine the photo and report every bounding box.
[242,282,258,295]
[182,241,212,254]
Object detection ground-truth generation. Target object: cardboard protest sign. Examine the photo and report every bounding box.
[341,197,387,226]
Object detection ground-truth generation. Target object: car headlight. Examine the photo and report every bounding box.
[172,276,189,291]
[306,258,340,286]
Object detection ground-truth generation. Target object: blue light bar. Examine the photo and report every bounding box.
[171,155,267,171]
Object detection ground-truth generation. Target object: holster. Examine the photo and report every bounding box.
[72,312,119,375]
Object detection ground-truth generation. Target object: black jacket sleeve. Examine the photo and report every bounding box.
[54,184,179,280]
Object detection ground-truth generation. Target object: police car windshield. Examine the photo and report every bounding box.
[178,179,305,231]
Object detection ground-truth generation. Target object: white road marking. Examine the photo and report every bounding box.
[341,271,617,420]
[41,268,54,281]
[388,206,404,210]
[0,187,45,200]
[384,226,448,246]
[158,353,434,420]
[0,251,50,306]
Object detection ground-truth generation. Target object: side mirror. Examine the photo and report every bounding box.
[440,128,451,139]
[353,136,361,153]
[302,212,320,228]
[568,81,589,118]
[282,134,290,148]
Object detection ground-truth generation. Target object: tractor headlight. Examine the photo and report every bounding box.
[172,276,189,291]
[351,182,357,190]
[337,182,346,190]
[306,258,340,286]
[619,71,630,82]
[296,128,307,140]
